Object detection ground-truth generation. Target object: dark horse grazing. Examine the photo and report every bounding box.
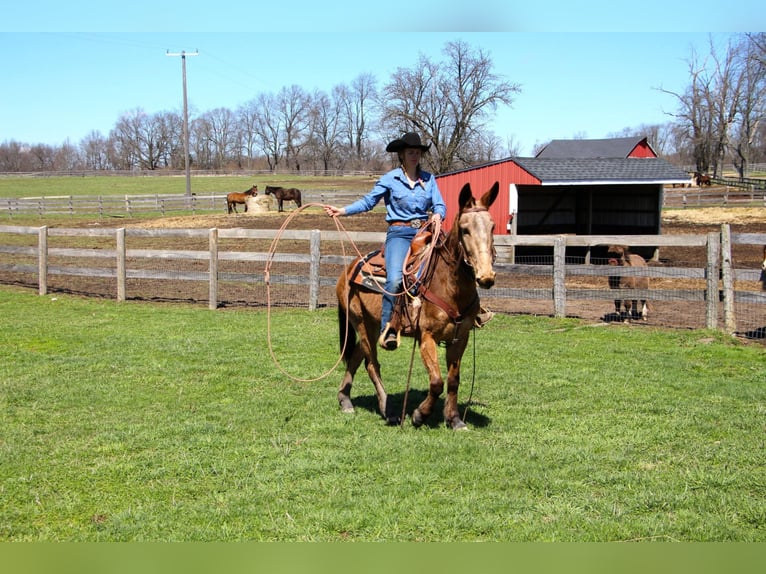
[694,172,712,187]
[227,185,257,214]
[335,181,499,429]
[264,186,302,212]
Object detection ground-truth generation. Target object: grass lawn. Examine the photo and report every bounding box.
[1,286,765,541]
[0,174,374,198]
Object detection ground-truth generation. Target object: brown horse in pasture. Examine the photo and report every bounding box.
[761,245,766,290]
[335,181,499,429]
[606,245,650,321]
[264,186,302,212]
[694,172,712,187]
[227,185,258,214]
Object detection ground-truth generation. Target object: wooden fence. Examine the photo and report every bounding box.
[0,191,364,218]
[1,223,764,338]
[662,186,766,208]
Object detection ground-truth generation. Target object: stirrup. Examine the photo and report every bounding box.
[378,323,400,350]
[474,307,495,328]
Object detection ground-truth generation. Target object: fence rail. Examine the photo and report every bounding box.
[0,190,365,218]
[1,223,764,338]
[663,187,766,208]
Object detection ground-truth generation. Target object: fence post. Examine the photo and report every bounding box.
[553,235,566,318]
[209,228,218,310]
[116,228,126,302]
[720,224,736,334]
[38,226,48,296]
[705,231,720,330]
[309,229,321,311]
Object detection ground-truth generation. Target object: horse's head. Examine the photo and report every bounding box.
[264,186,275,196]
[456,182,499,289]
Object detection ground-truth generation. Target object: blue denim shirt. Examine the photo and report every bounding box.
[343,167,447,222]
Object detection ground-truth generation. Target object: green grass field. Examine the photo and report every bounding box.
[1,286,764,541]
[0,174,374,199]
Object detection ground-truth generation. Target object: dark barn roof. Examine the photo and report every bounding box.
[535,136,655,159]
[512,157,690,185]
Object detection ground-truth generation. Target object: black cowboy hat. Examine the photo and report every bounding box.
[385,132,431,153]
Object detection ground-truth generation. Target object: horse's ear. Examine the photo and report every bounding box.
[458,183,476,210]
[480,182,500,209]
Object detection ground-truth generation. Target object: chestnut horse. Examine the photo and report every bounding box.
[694,172,712,187]
[227,185,257,214]
[264,186,302,212]
[335,181,499,429]
[761,245,766,291]
[606,244,650,320]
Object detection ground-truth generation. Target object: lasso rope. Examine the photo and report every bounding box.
[264,205,479,427]
[264,203,356,382]
[264,203,413,382]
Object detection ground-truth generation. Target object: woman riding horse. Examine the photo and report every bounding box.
[324,132,446,351]
[333,181,499,429]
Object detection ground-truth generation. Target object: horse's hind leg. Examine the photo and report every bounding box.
[338,344,363,413]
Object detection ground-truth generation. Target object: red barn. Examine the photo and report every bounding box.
[436,136,690,241]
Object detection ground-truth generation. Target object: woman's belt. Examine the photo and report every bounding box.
[389,219,426,228]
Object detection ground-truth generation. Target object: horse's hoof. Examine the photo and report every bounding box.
[447,417,468,431]
[385,415,401,426]
[411,409,424,428]
[338,397,354,413]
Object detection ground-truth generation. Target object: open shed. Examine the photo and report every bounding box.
[435,137,691,259]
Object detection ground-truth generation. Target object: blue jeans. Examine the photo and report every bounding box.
[381,225,418,334]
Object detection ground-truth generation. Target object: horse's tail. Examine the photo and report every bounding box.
[337,303,354,364]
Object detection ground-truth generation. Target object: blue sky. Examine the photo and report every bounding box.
[2,2,762,156]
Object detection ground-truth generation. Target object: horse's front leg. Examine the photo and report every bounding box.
[442,342,468,430]
[411,333,444,428]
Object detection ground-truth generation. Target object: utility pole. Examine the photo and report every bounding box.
[166,49,198,199]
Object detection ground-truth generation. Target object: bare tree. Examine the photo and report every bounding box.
[236,100,261,169]
[197,107,238,169]
[250,92,283,172]
[308,89,343,172]
[659,48,716,174]
[110,109,165,170]
[338,73,378,168]
[380,40,520,173]
[731,34,766,177]
[277,85,311,171]
[80,131,111,170]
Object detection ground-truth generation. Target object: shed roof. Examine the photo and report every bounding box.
[535,136,654,159]
[512,157,690,185]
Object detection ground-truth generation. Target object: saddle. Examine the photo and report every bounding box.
[347,226,494,337]
[347,229,436,335]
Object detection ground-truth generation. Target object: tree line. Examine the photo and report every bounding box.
[2,35,766,178]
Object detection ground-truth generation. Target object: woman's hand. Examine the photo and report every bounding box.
[324,205,344,217]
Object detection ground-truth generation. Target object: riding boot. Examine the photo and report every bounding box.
[379,289,400,350]
[378,321,400,351]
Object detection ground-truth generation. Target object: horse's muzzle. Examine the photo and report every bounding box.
[476,272,496,289]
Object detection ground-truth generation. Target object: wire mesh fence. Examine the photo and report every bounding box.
[1,223,764,340]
